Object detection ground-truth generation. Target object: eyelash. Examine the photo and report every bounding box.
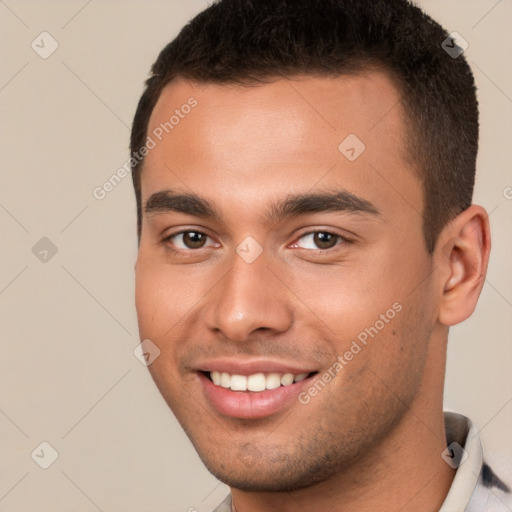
[161,229,353,255]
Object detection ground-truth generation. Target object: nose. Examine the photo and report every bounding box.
[203,249,293,342]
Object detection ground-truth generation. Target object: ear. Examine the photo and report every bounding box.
[436,205,491,326]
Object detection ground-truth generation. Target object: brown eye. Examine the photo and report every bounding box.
[313,232,338,249]
[295,231,346,251]
[182,231,207,249]
[164,230,214,251]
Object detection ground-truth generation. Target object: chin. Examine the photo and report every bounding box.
[206,467,321,493]
[197,447,354,493]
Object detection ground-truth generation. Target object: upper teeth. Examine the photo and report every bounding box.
[210,371,308,392]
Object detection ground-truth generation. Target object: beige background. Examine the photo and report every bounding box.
[0,1,511,510]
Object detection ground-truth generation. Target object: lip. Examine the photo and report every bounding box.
[198,371,316,419]
[192,357,318,376]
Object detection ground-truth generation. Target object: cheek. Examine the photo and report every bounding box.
[134,265,159,336]
[306,258,431,380]
[371,293,434,397]
[134,261,185,338]
[287,264,399,339]
[134,264,192,399]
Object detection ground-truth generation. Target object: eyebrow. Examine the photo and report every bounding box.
[144,188,380,224]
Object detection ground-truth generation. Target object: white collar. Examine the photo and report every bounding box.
[439,411,483,512]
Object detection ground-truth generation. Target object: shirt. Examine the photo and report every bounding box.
[211,412,511,511]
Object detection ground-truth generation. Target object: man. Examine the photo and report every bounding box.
[130,0,511,510]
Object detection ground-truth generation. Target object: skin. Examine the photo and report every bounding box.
[134,72,491,511]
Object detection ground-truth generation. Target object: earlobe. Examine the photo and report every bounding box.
[437,205,491,326]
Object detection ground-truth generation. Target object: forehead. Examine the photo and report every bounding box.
[141,72,422,221]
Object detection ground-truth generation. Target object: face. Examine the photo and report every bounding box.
[135,73,438,491]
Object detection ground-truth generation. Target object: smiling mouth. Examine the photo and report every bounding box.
[202,370,318,392]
